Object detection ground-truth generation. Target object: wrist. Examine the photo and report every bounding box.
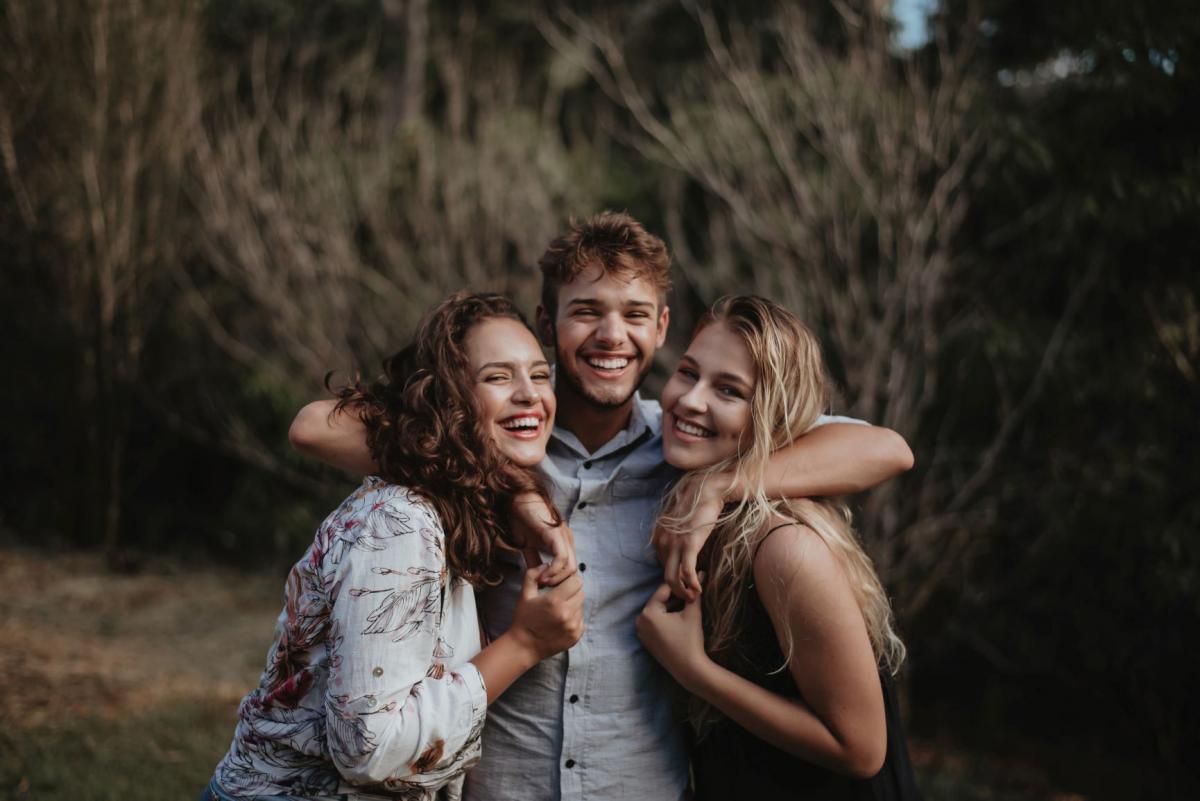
[677,652,719,695]
[499,626,545,669]
[704,471,736,504]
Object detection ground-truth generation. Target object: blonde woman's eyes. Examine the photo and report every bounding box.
[718,385,745,399]
[532,372,552,382]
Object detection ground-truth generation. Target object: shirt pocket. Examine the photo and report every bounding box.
[609,478,665,566]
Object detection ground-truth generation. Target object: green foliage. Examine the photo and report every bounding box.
[0,702,234,801]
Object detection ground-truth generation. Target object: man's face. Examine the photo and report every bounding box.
[539,264,669,411]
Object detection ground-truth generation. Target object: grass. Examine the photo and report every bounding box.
[2,701,234,801]
[0,547,1082,801]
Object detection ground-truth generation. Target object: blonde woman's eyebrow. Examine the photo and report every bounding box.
[713,372,753,389]
[679,355,752,389]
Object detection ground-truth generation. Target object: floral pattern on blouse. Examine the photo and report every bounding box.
[214,477,487,800]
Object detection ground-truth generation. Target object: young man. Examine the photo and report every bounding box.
[289,212,913,801]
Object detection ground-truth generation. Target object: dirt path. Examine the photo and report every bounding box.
[0,548,283,730]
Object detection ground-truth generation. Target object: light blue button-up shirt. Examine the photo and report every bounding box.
[464,395,861,801]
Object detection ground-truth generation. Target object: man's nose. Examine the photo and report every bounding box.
[593,313,627,347]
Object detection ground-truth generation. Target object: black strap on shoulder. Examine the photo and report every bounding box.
[752,521,799,564]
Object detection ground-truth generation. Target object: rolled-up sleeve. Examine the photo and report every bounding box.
[323,499,487,789]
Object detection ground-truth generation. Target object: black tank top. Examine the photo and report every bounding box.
[692,550,923,801]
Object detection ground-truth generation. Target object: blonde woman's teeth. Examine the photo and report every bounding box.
[676,420,713,438]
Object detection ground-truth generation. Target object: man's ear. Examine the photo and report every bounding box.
[655,304,670,349]
[535,304,556,347]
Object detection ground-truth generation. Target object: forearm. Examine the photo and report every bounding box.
[750,423,913,499]
[683,658,881,778]
[470,631,543,704]
[288,399,378,475]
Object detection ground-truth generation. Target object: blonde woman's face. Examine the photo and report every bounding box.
[661,323,755,471]
[465,317,556,468]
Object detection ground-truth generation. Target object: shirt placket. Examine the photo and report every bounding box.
[559,460,611,801]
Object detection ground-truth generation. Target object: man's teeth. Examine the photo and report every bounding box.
[587,356,630,370]
[500,417,540,430]
[676,420,714,438]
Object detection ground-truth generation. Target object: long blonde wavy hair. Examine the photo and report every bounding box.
[658,296,905,730]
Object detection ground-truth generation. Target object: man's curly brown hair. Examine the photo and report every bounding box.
[331,291,560,588]
[538,211,672,318]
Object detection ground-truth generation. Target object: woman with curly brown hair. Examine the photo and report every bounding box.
[203,292,583,801]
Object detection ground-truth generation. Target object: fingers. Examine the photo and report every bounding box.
[678,539,703,602]
[537,526,578,587]
[520,566,542,600]
[652,523,670,564]
[641,581,673,615]
[662,544,683,599]
[522,547,544,571]
[681,575,705,621]
[542,572,583,603]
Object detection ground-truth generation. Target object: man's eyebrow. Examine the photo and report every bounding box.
[566,298,656,309]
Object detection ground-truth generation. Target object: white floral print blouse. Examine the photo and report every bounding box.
[213,477,488,800]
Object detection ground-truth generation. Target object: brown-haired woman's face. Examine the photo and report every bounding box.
[465,317,556,468]
[661,323,755,471]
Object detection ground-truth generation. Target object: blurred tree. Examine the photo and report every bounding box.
[913,1,1200,796]
[0,0,204,561]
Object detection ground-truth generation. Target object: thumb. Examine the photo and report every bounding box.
[522,547,544,570]
[521,566,542,601]
[644,581,673,613]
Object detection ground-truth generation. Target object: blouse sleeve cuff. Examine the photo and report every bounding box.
[454,661,489,730]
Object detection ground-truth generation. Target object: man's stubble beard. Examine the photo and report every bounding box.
[555,345,653,412]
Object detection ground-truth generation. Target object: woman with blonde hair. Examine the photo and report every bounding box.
[637,295,921,800]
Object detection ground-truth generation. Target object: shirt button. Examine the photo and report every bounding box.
[569,694,579,703]
[583,460,593,469]
[578,563,587,572]
[372,666,384,677]
[577,501,588,510]
[565,759,576,769]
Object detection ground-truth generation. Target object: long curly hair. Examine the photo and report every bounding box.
[658,296,905,732]
[331,291,560,588]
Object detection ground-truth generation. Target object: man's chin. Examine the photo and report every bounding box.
[580,388,637,409]
[564,373,638,410]
[558,356,653,411]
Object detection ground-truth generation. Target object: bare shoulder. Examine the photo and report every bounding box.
[752,514,852,618]
[754,515,838,579]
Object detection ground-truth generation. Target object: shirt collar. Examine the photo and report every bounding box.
[551,391,659,459]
